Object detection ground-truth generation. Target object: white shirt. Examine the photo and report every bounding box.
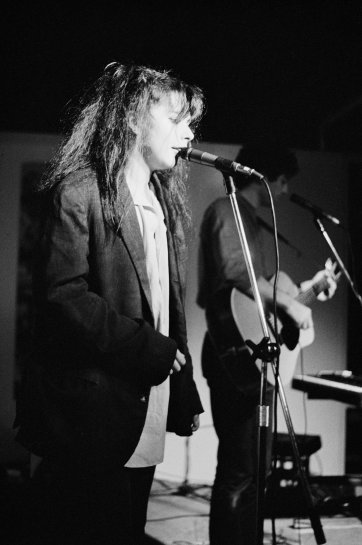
[125,182,170,467]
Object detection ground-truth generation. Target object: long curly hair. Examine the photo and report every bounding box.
[40,63,204,233]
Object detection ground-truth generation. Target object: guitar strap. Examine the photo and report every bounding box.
[257,216,302,257]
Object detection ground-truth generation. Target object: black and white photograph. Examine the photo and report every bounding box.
[1,2,362,544]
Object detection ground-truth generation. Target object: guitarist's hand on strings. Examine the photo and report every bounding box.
[253,276,313,330]
[286,299,314,330]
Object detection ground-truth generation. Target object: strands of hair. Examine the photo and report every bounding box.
[39,63,205,234]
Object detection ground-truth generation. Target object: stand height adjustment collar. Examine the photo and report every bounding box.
[246,336,280,363]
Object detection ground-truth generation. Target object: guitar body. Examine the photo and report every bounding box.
[231,272,315,386]
[205,288,263,396]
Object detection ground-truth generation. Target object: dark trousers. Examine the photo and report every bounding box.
[22,458,155,545]
[203,336,274,545]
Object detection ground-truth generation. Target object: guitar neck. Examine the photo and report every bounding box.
[297,277,330,307]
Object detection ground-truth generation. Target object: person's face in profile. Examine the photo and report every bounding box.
[142,92,194,172]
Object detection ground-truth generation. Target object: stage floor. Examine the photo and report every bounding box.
[146,480,362,545]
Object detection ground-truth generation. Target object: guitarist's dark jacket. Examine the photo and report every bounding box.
[197,194,265,393]
[14,169,203,472]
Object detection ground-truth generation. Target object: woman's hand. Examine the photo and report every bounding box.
[169,349,186,374]
[191,414,200,432]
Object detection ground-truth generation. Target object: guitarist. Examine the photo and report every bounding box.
[197,139,338,545]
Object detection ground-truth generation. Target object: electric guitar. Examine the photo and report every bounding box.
[230,268,336,386]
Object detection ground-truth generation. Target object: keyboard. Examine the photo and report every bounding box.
[292,371,362,406]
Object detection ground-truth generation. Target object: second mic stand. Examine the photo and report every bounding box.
[223,174,326,545]
[314,216,362,307]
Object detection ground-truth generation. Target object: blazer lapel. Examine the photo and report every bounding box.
[117,182,154,319]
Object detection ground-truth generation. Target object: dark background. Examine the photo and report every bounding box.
[2,1,362,151]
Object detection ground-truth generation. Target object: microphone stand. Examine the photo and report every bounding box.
[314,216,362,307]
[222,174,326,545]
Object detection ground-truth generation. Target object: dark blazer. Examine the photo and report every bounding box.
[15,168,203,472]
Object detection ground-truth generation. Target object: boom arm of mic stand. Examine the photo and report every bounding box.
[222,174,326,545]
[314,217,362,307]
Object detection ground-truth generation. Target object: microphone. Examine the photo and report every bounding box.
[177,147,264,179]
[290,193,343,227]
